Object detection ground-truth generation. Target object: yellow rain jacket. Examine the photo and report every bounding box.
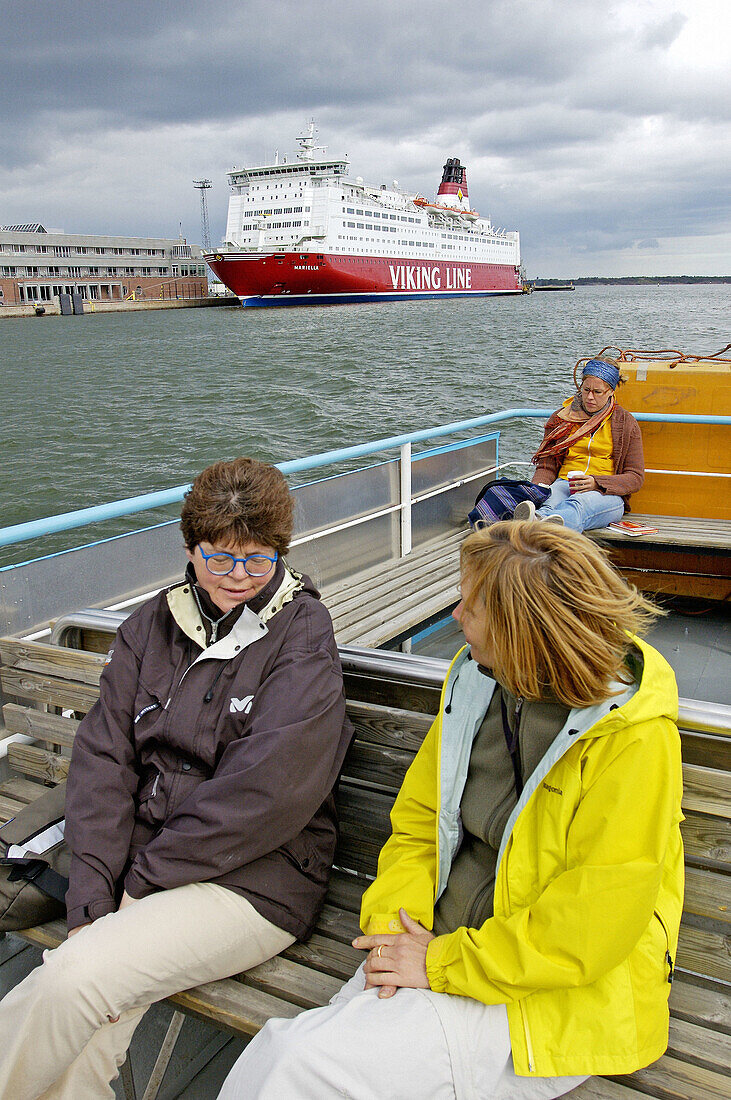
[361,638,684,1078]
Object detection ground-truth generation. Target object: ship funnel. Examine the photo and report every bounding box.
[437,157,470,210]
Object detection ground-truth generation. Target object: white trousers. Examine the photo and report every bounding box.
[0,882,294,1100]
[218,963,589,1100]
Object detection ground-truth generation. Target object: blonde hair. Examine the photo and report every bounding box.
[460,522,662,708]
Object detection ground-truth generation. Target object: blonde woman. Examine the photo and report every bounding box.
[220,522,683,1100]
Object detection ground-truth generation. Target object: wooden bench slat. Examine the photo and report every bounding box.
[342,740,416,792]
[666,1015,731,1076]
[325,532,462,617]
[235,955,343,1011]
[0,667,97,714]
[0,793,27,822]
[0,776,54,806]
[6,743,70,784]
[669,975,731,1032]
[612,1051,731,1100]
[570,1080,649,1099]
[680,731,731,772]
[343,670,441,714]
[326,870,371,916]
[682,763,731,818]
[315,904,362,946]
[683,867,731,926]
[170,977,301,1037]
[346,699,432,751]
[0,638,106,684]
[284,933,362,982]
[2,703,79,748]
[677,924,731,985]
[680,811,731,871]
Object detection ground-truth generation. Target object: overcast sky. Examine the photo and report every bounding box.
[2,0,729,277]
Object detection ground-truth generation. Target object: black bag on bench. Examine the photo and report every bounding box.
[0,781,70,931]
[468,478,550,529]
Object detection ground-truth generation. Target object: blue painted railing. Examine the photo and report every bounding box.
[0,408,728,550]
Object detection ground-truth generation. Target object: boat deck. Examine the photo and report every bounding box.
[324,528,463,648]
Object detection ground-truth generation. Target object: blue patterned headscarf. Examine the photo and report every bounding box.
[582,359,620,390]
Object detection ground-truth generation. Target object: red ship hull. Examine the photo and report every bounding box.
[205,252,521,307]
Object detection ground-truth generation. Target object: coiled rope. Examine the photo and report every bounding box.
[572,344,731,386]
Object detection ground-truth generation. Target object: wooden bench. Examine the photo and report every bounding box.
[592,514,731,602]
[0,637,729,1100]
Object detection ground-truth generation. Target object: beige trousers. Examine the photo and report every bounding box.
[0,882,294,1100]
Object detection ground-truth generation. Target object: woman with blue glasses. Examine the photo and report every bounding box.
[0,457,352,1100]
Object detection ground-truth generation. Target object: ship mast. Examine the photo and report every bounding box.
[297,121,327,163]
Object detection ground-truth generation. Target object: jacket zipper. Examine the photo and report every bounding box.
[519,999,536,1072]
[654,909,674,983]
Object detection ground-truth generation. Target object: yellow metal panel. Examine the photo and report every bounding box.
[617,361,731,520]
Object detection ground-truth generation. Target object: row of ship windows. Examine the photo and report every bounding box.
[239,222,303,232]
[341,221,510,245]
[0,245,165,257]
[242,206,310,216]
[342,208,419,223]
[336,236,483,251]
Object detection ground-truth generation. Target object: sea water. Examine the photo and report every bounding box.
[1,283,728,565]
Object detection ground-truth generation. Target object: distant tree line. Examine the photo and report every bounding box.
[532,276,731,286]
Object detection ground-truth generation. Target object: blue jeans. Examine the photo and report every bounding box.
[537,480,625,532]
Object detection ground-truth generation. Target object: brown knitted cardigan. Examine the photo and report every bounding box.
[531,403,645,512]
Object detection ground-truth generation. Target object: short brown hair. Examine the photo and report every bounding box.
[460,521,662,708]
[180,458,293,555]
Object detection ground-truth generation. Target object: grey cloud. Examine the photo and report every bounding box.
[1,0,728,276]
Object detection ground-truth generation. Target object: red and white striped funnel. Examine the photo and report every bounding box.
[436,158,471,210]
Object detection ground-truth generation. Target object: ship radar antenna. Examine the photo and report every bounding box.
[297,120,326,163]
[193,179,212,250]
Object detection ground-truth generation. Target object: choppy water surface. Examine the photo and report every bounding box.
[1,284,728,564]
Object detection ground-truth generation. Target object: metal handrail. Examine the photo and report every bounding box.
[1,408,728,551]
[46,618,731,734]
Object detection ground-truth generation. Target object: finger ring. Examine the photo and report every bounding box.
[376,945,384,958]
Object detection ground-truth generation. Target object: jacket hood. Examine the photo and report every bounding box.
[578,636,678,740]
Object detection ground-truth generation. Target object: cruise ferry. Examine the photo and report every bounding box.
[204,124,522,307]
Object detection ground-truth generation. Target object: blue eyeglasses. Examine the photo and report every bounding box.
[198,547,278,577]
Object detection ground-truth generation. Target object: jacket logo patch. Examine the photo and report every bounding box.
[542,782,563,795]
[229,695,254,715]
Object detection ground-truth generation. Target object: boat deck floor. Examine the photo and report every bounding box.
[413,602,731,706]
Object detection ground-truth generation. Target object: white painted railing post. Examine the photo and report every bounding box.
[400,442,412,558]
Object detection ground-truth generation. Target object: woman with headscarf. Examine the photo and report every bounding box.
[514,357,644,531]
